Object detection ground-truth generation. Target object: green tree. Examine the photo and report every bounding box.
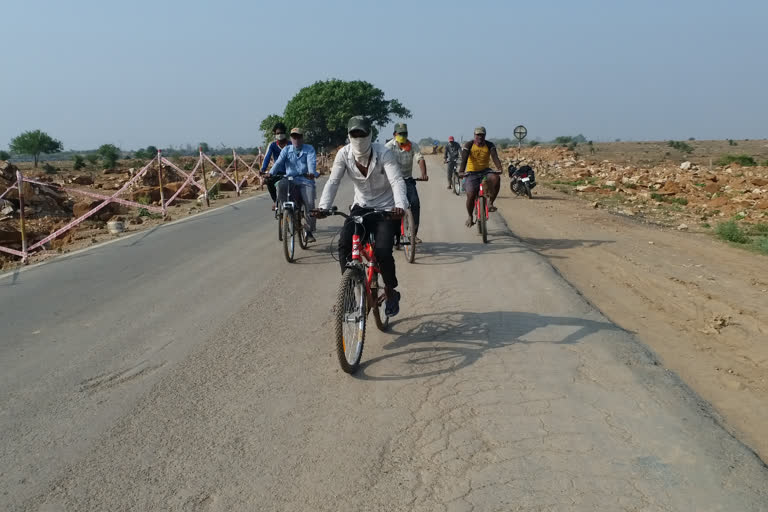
[98,144,121,169]
[9,129,63,167]
[146,145,158,157]
[265,79,411,148]
[0,150,10,160]
[198,142,210,153]
[528,140,540,147]
[134,149,148,160]
[72,154,86,170]
[85,153,99,165]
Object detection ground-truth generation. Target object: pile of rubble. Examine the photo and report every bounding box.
[501,147,768,225]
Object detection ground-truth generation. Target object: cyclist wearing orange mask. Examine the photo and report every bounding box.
[385,123,428,243]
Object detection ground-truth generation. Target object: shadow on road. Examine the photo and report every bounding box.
[516,237,614,251]
[355,310,621,381]
[414,240,526,265]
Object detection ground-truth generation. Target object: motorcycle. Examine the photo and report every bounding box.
[508,162,536,199]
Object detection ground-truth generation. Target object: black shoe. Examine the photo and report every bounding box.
[385,291,401,317]
[305,232,316,243]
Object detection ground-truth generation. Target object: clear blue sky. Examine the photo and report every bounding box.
[2,0,766,151]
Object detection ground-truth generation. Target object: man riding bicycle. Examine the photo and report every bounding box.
[458,126,504,227]
[269,127,319,243]
[261,122,290,210]
[444,135,461,189]
[385,122,428,243]
[317,116,409,317]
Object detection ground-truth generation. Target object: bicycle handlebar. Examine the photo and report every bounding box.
[457,170,503,178]
[311,207,403,220]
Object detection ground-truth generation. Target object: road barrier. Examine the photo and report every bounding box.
[1,147,331,262]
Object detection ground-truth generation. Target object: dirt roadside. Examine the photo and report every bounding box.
[426,155,768,462]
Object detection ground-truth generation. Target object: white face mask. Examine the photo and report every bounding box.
[349,134,372,162]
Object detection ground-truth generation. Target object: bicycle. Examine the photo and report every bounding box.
[278,176,313,263]
[312,207,402,374]
[400,177,426,264]
[459,170,502,244]
[447,160,462,196]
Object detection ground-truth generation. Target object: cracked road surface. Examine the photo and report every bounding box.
[1,176,767,511]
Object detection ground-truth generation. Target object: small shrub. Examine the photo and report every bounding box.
[43,163,58,174]
[701,222,711,228]
[72,154,86,170]
[754,237,768,255]
[747,223,768,236]
[667,140,694,154]
[529,140,540,147]
[717,154,757,167]
[728,139,738,146]
[137,195,151,205]
[0,150,10,161]
[716,221,749,243]
[138,207,150,217]
[650,192,663,201]
[86,154,99,165]
[670,197,688,205]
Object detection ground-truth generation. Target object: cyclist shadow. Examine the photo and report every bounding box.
[354,310,623,381]
[415,240,526,265]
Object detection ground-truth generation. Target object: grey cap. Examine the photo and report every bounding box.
[347,116,371,134]
[394,122,408,133]
[474,126,487,135]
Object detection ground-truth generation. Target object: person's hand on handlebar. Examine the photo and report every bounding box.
[309,208,327,219]
[392,207,405,217]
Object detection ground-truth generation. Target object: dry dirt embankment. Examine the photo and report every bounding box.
[445,145,768,461]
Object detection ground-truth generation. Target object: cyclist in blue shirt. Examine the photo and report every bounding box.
[270,127,319,243]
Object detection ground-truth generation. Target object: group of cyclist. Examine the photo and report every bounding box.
[261,116,505,317]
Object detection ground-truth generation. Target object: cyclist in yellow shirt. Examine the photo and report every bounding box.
[457,126,505,227]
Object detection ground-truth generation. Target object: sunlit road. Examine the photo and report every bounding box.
[2,162,767,511]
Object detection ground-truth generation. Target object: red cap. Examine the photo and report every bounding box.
[448,136,454,142]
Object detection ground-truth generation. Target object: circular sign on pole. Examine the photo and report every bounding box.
[514,125,528,141]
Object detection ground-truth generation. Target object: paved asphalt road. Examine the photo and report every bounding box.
[2,161,767,511]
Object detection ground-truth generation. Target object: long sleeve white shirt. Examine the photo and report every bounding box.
[318,144,409,211]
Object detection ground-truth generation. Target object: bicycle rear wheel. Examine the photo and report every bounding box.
[371,273,389,331]
[283,209,295,262]
[402,209,416,264]
[335,268,367,374]
[479,196,488,243]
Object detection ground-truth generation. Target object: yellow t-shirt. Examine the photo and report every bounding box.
[466,142,491,172]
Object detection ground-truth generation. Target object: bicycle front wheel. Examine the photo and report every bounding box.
[335,268,367,374]
[402,209,416,264]
[452,172,461,195]
[283,209,295,262]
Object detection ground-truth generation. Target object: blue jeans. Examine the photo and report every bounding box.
[277,179,316,233]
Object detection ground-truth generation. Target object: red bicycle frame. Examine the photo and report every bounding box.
[351,233,382,308]
[476,181,488,221]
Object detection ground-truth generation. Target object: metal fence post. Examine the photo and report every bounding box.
[199,148,211,207]
[16,170,28,263]
[233,149,241,196]
[157,149,167,215]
